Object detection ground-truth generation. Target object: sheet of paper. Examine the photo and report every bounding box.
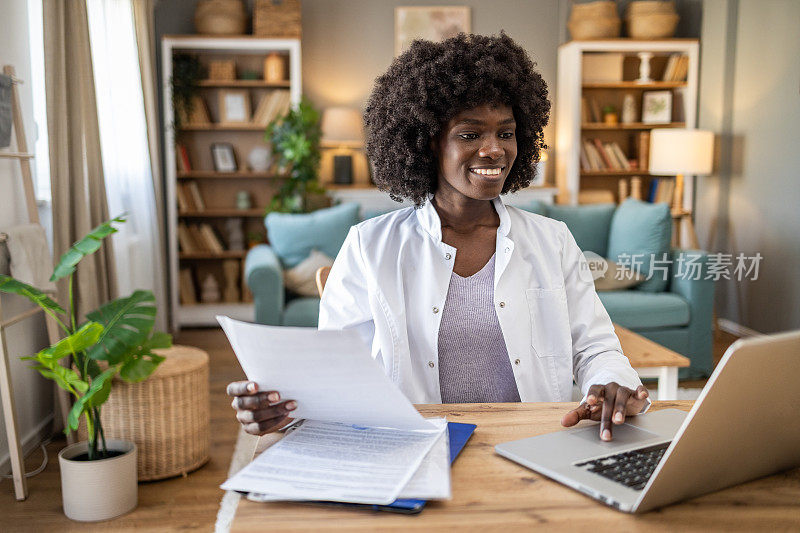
[221,419,447,505]
[396,422,451,500]
[218,316,433,431]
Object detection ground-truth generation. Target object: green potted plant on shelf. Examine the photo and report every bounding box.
[0,216,171,522]
[264,98,326,213]
[171,53,204,130]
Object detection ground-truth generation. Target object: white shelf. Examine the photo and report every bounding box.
[555,39,700,207]
[162,36,302,330]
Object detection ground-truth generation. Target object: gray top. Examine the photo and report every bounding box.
[437,255,521,403]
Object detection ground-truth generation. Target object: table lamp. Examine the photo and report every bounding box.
[649,128,714,248]
[321,107,365,185]
[649,128,714,213]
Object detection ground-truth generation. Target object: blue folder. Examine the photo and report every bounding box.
[307,421,477,514]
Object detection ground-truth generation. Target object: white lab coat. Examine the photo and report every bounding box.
[319,196,646,405]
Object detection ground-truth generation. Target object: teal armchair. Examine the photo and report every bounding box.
[245,202,360,327]
[523,199,715,378]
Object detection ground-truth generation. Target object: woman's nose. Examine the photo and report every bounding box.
[478,138,503,159]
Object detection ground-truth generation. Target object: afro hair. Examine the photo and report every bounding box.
[363,32,550,207]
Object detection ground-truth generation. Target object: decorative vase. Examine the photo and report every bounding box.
[236,190,252,210]
[247,146,272,172]
[622,93,638,123]
[58,440,137,522]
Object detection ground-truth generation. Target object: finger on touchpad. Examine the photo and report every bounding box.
[569,423,660,447]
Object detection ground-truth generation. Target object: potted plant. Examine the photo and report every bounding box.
[0,217,171,521]
[171,54,204,130]
[264,98,326,213]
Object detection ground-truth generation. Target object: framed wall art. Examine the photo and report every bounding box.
[394,6,471,56]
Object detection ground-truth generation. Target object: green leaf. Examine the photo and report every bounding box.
[118,332,170,383]
[50,216,126,282]
[32,364,89,394]
[85,290,156,363]
[35,321,103,365]
[66,367,117,430]
[0,275,65,314]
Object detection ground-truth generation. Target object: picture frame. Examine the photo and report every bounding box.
[394,6,471,56]
[211,142,238,173]
[642,90,673,124]
[218,89,251,124]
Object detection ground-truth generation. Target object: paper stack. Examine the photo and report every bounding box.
[217,317,451,505]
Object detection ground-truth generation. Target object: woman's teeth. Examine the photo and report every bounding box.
[470,168,502,176]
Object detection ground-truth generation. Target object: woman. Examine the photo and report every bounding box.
[228,33,649,441]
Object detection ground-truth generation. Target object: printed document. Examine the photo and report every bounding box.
[217,317,451,504]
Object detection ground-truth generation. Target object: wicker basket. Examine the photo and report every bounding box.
[253,0,302,38]
[568,1,621,40]
[79,345,210,481]
[626,1,679,39]
[209,60,236,81]
[194,0,248,35]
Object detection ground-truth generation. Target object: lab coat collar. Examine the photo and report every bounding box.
[416,194,512,242]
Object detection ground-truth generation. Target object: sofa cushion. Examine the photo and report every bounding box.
[265,202,360,268]
[284,249,334,297]
[547,203,616,256]
[606,199,671,292]
[282,297,320,327]
[598,291,690,329]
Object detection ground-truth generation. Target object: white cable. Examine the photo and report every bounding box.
[1,438,51,479]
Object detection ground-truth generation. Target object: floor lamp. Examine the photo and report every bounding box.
[648,128,714,250]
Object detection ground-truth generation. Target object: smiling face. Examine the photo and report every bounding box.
[433,103,518,202]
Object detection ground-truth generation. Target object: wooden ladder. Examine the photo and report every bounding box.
[0,65,66,501]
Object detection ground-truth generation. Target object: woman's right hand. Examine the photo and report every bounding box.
[226,381,297,436]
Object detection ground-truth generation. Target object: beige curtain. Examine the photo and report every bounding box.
[43,0,117,319]
[132,0,169,324]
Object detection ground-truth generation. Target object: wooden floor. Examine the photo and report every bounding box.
[1,327,740,531]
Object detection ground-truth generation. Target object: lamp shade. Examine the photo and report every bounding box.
[648,129,714,175]
[321,107,364,148]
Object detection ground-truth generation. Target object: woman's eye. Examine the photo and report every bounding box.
[459,133,479,140]
[500,132,515,139]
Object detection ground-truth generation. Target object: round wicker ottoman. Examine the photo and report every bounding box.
[88,345,210,481]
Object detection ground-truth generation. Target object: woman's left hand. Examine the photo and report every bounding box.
[560,383,649,442]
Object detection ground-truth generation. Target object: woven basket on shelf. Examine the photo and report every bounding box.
[79,345,210,481]
[625,1,679,39]
[253,0,302,38]
[567,0,621,40]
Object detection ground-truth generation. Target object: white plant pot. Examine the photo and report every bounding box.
[58,439,138,522]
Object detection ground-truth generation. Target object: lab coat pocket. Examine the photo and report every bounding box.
[526,287,573,358]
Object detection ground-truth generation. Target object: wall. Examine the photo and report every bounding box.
[696,0,800,333]
[0,0,54,474]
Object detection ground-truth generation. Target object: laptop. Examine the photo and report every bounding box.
[495,329,800,513]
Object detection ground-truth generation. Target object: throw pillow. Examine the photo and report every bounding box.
[548,203,616,256]
[591,258,646,291]
[265,202,360,268]
[606,198,672,292]
[283,249,334,297]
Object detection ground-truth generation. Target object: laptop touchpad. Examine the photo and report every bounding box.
[570,423,660,447]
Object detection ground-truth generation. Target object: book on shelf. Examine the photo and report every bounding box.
[609,142,631,170]
[591,138,615,169]
[603,142,623,170]
[588,97,602,123]
[662,54,688,82]
[176,183,190,211]
[583,140,603,171]
[199,223,225,253]
[579,142,591,170]
[186,181,205,211]
[637,131,650,171]
[177,223,199,253]
[580,97,591,124]
[188,225,207,252]
[179,268,197,305]
[648,178,659,203]
[252,90,291,126]
[176,144,192,172]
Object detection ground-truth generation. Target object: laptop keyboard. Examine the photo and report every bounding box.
[575,442,670,491]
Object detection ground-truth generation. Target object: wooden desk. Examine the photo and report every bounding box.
[230,402,800,531]
[615,324,691,400]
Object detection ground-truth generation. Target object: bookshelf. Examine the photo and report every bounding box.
[162,36,301,329]
[555,39,700,208]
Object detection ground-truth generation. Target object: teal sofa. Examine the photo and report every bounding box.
[523,199,714,378]
[246,198,714,378]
